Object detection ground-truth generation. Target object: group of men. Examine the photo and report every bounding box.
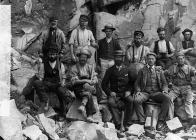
[21,14,196,131]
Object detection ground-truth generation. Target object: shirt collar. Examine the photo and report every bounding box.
[49,61,57,68]
[106,37,112,43]
[147,65,155,69]
[116,65,123,70]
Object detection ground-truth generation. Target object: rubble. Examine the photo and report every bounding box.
[166,117,183,131]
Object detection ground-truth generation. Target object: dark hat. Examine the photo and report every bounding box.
[79,15,89,22]
[146,52,157,58]
[175,52,185,58]
[134,30,144,37]
[76,48,92,58]
[49,16,58,22]
[113,50,125,56]
[47,44,59,54]
[157,27,166,33]
[182,28,193,35]
[102,23,116,32]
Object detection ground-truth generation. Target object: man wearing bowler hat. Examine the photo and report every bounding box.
[97,23,121,79]
[39,16,66,61]
[69,15,98,64]
[126,30,149,64]
[102,50,133,130]
[134,52,173,131]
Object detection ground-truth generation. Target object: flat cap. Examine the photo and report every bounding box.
[134,30,144,37]
[146,52,157,58]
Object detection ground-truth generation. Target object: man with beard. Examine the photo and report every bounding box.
[126,30,149,64]
[134,52,173,131]
[150,27,175,69]
[70,48,98,121]
[33,45,71,120]
[102,50,133,131]
[177,29,195,65]
[97,24,121,79]
[69,15,97,64]
[165,52,196,126]
[39,16,66,61]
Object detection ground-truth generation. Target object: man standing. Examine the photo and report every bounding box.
[39,16,66,61]
[150,27,175,69]
[70,48,98,121]
[102,50,133,130]
[134,52,173,131]
[33,45,70,120]
[165,52,196,125]
[177,28,195,65]
[97,24,121,79]
[126,31,149,64]
[69,15,97,64]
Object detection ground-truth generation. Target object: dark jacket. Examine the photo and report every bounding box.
[135,66,168,93]
[97,38,121,64]
[102,64,131,97]
[182,40,194,49]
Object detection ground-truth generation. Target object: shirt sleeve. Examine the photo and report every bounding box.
[61,63,66,79]
[189,66,196,77]
[60,31,66,51]
[36,63,44,79]
[89,30,95,43]
[126,47,132,61]
[89,64,98,84]
[69,29,77,45]
[70,66,79,85]
[150,42,155,52]
[169,41,175,52]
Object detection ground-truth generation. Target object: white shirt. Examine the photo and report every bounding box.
[69,27,95,47]
[150,40,175,53]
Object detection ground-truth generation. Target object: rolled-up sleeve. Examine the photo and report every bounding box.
[70,66,79,85]
[69,29,77,45]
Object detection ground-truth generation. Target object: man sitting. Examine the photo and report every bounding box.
[70,48,98,121]
[134,52,173,131]
[33,45,71,120]
[102,50,133,131]
[165,52,196,126]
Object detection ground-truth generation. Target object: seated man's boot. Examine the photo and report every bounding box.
[156,121,166,131]
[78,104,87,118]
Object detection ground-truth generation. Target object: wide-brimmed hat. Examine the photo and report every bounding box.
[134,30,144,37]
[113,50,125,56]
[146,52,157,58]
[76,48,92,58]
[182,28,193,36]
[79,15,89,22]
[102,23,116,32]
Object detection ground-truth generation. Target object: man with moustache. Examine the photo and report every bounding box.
[70,48,98,121]
[150,27,175,69]
[134,52,173,131]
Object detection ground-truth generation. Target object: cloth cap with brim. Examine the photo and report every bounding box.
[175,52,185,58]
[79,15,89,22]
[134,30,144,37]
[146,52,157,58]
[157,27,166,33]
[102,24,116,32]
[113,50,125,56]
[49,16,58,22]
[182,28,193,35]
[76,48,92,58]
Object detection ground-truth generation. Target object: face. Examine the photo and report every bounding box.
[177,55,185,65]
[104,29,113,38]
[50,20,58,29]
[147,55,156,66]
[184,32,191,41]
[79,21,88,30]
[48,52,57,62]
[134,35,142,46]
[158,31,165,40]
[79,54,88,65]
[114,55,124,66]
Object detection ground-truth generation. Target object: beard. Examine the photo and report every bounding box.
[134,41,141,47]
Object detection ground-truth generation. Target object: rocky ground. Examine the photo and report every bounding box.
[2,0,196,139]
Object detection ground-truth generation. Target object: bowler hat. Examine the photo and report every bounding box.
[134,30,144,37]
[79,15,89,22]
[49,16,58,22]
[113,50,125,56]
[76,48,92,58]
[182,28,193,36]
[146,52,157,58]
[157,27,166,33]
[102,23,116,32]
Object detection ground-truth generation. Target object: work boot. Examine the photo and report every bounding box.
[78,105,87,118]
[156,121,166,131]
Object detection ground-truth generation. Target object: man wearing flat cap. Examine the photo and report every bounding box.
[177,28,195,65]
[70,48,98,121]
[134,52,173,131]
[126,30,149,64]
[39,16,66,61]
[102,50,133,131]
[69,15,97,64]
[165,52,196,126]
[150,27,175,69]
[97,23,121,79]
